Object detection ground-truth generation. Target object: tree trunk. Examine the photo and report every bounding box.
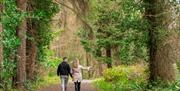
[26,29,37,80]
[26,0,37,81]
[0,3,3,86]
[144,0,178,83]
[98,62,103,76]
[86,52,92,78]
[16,0,27,90]
[106,47,112,68]
[96,48,103,76]
[0,22,3,88]
[144,0,157,82]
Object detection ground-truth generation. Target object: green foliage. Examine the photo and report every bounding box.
[146,80,180,91]
[24,50,61,91]
[94,65,180,91]
[94,64,148,91]
[25,0,59,90]
[94,78,180,91]
[94,78,113,91]
[79,0,149,64]
[31,0,59,64]
[35,49,61,68]
[1,0,59,90]
[24,75,59,91]
[103,65,147,83]
[1,0,22,89]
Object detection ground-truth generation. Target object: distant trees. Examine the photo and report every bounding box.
[144,0,180,83]
[80,0,148,68]
[78,0,180,85]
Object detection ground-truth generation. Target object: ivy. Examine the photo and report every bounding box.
[1,0,59,89]
[1,0,22,89]
[32,0,59,63]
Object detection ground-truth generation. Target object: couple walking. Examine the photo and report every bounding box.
[57,57,91,91]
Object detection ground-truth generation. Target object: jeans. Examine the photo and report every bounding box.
[74,81,81,91]
[61,75,69,91]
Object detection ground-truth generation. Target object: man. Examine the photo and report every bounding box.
[57,57,72,91]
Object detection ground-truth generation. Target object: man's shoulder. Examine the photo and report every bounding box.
[60,62,69,66]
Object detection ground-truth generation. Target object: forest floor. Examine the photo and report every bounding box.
[38,80,98,91]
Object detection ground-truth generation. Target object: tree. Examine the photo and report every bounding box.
[16,0,27,90]
[80,0,148,68]
[106,46,112,68]
[144,0,180,83]
[26,0,37,80]
[1,0,59,90]
[0,1,3,84]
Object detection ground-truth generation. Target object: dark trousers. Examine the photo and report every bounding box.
[74,81,81,91]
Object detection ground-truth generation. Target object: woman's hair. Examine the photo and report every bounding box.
[72,58,79,68]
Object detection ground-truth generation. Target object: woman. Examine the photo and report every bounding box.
[71,58,91,91]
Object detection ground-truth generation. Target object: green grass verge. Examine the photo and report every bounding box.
[25,75,60,91]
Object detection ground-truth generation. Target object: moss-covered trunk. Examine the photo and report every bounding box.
[16,0,27,90]
[0,2,3,87]
[145,0,180,83]
[26,0,37,81]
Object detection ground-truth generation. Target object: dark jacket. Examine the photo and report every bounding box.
[57,61,72,77]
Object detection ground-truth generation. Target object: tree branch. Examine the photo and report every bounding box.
[54,0,93,39]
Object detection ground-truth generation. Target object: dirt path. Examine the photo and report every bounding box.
[38,80,98,91]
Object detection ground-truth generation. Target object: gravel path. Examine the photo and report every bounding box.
[38,80,98,91]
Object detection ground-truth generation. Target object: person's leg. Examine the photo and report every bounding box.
[78,82,81,91]
[61,77,65,91]
[74,81,78,91]
[64,77,69,91]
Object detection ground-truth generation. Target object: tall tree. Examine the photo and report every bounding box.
[26,0,37,80]
[16,0,27,90]
[144,0,180,83]
[0,2,3,82]
[80,0,148,69]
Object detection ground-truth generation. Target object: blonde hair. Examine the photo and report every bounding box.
[72,58,79,68]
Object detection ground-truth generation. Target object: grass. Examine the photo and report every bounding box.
[28,74,60,91]
[93,77,180,91]
[0,74,60,91]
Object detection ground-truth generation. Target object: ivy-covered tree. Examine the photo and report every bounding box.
[26,0,37,81]
[144,0,180,83]
[0,0,3,74]
[16,0,27,90]
[1,0,59,90]
[2,0,21,90]
[25,0,59,80]
[0,2,3,87]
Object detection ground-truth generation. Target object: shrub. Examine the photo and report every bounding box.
[94,64,180,91]
[103,64,147,84]
[146,80,180,91]
[94,78,113,91]
[94,64,148,91]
